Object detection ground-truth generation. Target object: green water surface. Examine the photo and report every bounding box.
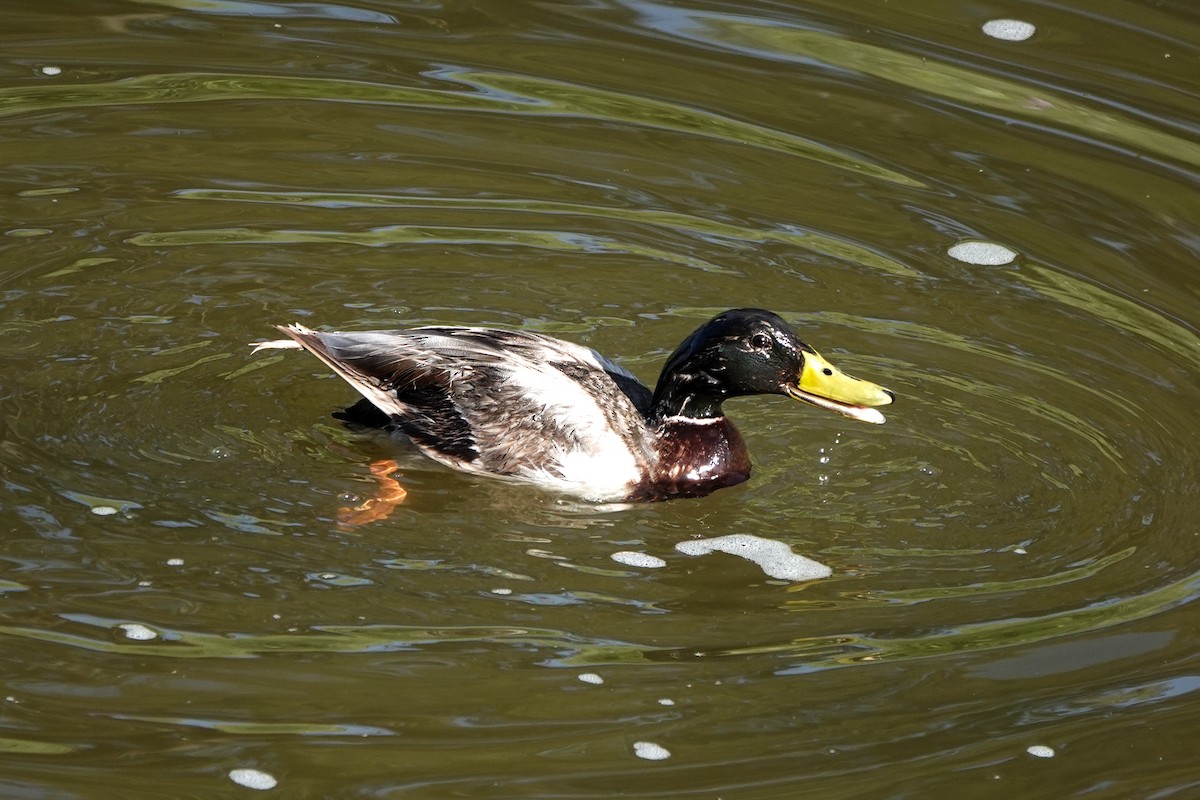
[2,1,1199,797]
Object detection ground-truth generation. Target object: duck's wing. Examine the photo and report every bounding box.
[258,324,656,495]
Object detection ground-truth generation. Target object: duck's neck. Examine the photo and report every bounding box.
[641,372,751,500]
[649,369,728,422]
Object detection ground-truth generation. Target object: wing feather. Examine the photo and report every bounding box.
[267,324,656,496]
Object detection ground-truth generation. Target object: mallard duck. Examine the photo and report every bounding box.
[252,308,893,504]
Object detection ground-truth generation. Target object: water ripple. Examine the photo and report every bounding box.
[621,0,1200,173]
[127,224,738,273]
[0,614,653,662]
[0,69,922,185]
[165,187,920,277]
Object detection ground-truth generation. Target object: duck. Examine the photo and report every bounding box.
[251,308,893,508]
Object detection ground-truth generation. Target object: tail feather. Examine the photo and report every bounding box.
[250,338,302,353]
[262,324,413,421]
[263,324,482,466]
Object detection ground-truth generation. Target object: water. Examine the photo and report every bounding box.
[2,1,1199,797]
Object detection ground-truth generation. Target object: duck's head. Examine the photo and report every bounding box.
[650,309,894,423]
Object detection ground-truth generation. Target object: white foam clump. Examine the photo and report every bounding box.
[982,19,1036,41]
[91,505,119,516]
[675,534,832,581]
[228,768,278,790]
[40,65,62,76]
[119,623,157,641]
[610,551,667,569]
[577,673,604,685]
[1026,744,1055,758]
[633,741,671,761]
[948,241,1018,265]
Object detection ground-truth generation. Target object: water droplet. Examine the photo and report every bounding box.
[119,623,157,641]
[610,551,667,569]
[948,241,1018,265]
[982,19,1036,41]
[229,768,278,790]
[633,741,671,761]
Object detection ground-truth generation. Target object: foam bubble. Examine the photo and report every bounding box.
[119,623,157,641]
[657,698,675,706]
[633,741,671,760]
[610,551,667,569]
[228,768,278,790]
[948,241,1018,265]
[91,506,119,516]
[1026,744,1055,758]
[490,588,513,595]
[675,534,832,581]
[577,673,604,685]
[166,558,184,566]
[983,19,1036,41]
[40,65,62,76]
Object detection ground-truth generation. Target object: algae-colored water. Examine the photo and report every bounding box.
[2,2,1199,797]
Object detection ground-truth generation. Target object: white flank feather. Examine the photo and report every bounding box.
[490,359,643,499]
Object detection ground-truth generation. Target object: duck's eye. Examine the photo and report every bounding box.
[750,333,771,350]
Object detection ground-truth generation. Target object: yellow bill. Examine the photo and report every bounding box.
[784,350,894,424]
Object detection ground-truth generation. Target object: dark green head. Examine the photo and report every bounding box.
[649,309,894,423]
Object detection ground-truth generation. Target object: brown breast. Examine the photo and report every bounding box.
[628,417,752,501]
